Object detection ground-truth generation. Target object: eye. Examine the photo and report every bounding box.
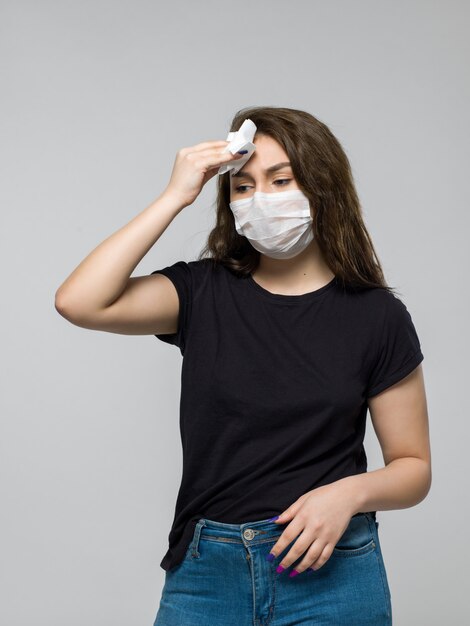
[234,179,292,194]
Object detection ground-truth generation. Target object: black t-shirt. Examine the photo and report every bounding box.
[150,259,424,572]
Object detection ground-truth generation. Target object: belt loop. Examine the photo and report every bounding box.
[191,519,206,558]
[364,511,378,534]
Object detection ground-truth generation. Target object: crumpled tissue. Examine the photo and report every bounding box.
[217,118,257,176]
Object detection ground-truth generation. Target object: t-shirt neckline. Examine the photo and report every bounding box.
[247,273,337,302]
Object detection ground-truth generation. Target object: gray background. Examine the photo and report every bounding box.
[1,1,468,624]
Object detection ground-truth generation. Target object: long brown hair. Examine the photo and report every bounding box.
[198,105,397,295]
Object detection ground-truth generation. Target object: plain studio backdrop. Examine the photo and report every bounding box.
[1,1,468,624]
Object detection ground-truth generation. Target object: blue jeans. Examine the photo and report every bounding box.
[153,512,392,625]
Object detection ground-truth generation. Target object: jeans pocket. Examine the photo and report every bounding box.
[332,513,376,558]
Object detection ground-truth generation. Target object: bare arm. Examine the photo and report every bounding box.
[338,364,432,514]
[55,190,185,334]
[55,140,244,335]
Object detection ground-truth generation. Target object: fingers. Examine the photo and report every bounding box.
[266,523,333,576]
[267,518,305,565]
[183,145,245,173]
[292,542,334,575]
[179,140,229,156]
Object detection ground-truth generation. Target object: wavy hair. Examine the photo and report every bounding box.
[198,105,396,294]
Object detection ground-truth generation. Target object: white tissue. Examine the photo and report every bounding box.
[217,118,257,175]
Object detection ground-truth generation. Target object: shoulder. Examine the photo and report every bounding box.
[152,258,216,283]
[186,258,239,282]
[365,288,412,323]
[353,287,421,353]
[186,257,219,274]
[335,284,416,341]
[339,283,410,316]
[171,258,228,300]
[185,257,222,285]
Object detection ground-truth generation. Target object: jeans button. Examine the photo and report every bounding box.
[243,528,255,540]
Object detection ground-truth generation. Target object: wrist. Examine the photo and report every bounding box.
[337,474,368,516]
[159,187,191,211]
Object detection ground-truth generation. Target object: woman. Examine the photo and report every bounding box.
[55,106,431,625]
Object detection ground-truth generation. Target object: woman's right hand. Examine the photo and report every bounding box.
[162,140,246,208]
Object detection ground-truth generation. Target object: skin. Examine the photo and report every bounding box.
[230,134,336,294]
[234,136,431,577]
[55,133,431,578]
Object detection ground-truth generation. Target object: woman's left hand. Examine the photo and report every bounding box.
[268,480,358,575]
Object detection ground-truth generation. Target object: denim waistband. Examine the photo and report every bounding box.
[197,516,288,545]
[190,511,372,551]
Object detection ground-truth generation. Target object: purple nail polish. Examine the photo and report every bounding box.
[307,567,316,574]
[268,515,279,522]
[266,552,275,562]
[289,569,299,578]
[276,564,285,574]
[237,150,248,154]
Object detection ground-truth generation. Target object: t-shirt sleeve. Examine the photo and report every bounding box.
[149,260,193,354]
[366,293,424,398]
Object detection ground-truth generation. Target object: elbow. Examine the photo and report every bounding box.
[55,289,74,320]
[54,289,87,325]
[423,463,432,500]
[54,290,104,330]
[55,289,68,316]
[416,459,433,504]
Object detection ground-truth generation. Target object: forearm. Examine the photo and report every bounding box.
[55,189,187,312]
[338,457,432,516]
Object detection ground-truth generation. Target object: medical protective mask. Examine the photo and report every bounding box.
[229,188,314,260]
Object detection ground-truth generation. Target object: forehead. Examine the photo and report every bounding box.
[251,134,288,162]
[231,135,291,179]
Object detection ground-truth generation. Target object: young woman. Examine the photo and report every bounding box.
[55,106,431,626]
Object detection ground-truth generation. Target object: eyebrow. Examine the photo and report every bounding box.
[231,161,292,179]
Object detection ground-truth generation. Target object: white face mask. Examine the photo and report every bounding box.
[229,188,314,260]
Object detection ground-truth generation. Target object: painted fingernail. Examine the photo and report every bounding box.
[276,564,285,574]
[289,569,299,578]
[268,516,279,522]
[266,552,275,562]
[237,150,248,154]
[307,567,316,574]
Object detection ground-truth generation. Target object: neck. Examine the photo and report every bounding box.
[253,240,335,293]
